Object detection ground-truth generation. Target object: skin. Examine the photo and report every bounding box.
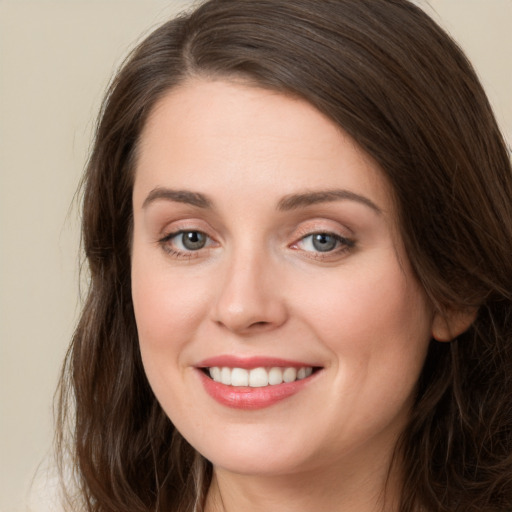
[131,79,444,511]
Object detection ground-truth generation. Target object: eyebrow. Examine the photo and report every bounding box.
[142,186,381,214]
[142,187,212,209]
[277,189,381,214]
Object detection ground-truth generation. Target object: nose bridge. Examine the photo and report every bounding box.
[212,237,287,333]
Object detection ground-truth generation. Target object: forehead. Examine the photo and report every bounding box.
[134,78,395,218]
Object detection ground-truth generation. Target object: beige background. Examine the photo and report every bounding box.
[0,1,510,511]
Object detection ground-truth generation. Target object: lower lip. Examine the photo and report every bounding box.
[198,369,316,410]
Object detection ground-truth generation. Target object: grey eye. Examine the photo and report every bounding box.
[180,231,207,250]
[311,233,338,252]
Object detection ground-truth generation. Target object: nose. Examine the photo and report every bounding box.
[211,249,288,335]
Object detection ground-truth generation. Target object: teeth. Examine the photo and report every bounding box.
[297,367,313,380]
[249,367,268,387]
[268,367,283,385]
[283,367,296,383]
[208,366,314,387]
[231,368,249,386]
[210,366,221,382]
[221,367,231,385]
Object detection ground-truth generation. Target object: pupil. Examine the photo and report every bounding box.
[183,231,206,250]
[312,233,336,252]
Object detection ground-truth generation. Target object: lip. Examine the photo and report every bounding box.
[196,355,318,369]
[195,355,322,410]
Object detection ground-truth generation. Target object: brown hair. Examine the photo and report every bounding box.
[56,1,512,511]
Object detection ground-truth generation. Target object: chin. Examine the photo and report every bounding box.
[184,425,322,477]
[206,451,307,477]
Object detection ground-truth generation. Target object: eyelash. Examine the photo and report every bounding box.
[158,230,355,261]
[292,232,355,260]
[158,230,215,259]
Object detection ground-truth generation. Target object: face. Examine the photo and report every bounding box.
[131,79,435,478]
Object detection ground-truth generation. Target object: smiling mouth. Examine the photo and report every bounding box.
[204,366,319,387]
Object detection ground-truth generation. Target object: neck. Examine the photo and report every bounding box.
[204,452,402,512]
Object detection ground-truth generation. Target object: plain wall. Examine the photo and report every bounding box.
[0,1,510,511]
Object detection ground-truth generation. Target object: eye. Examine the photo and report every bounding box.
[305,233,338,252]
[160,230,214,255]
[295,232,354,254]
[177,231,208,251]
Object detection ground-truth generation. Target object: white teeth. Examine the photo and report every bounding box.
[231,368,249,386]
[296,367,313,380]
[283,367,297,383]
[220,367,231,385]
[268,367,283,385]
[209,367,221,381]
[249,367,268,387]
[207,366,314,387]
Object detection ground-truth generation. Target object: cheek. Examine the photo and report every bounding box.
[131,248,210,372]
[131,259,214,421]
[295,254,433,371]
[294,260,432,443]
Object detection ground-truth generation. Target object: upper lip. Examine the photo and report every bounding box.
[196,355,321,369]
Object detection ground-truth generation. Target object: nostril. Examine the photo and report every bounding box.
[249,321,271,329]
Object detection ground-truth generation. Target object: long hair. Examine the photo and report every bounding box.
[56,1,512,511]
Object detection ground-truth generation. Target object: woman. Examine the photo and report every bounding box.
[56,0,512,511]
